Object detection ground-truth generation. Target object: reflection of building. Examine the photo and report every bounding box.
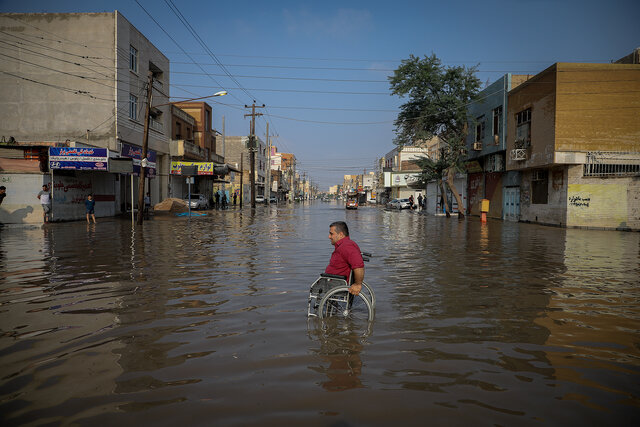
[506,60,640,230]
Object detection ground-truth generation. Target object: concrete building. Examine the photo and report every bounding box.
[0,12,170,223]
[506,62,640,230]
[280,153,297,201]
[382,143,430,203]
[224,136,266,205]
[465,74,531,220]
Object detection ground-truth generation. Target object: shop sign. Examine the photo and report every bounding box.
[120,143,157,176]
[49,147,108,171]
[170,161,214,175]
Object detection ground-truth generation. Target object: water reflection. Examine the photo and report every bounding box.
[0,203,638,425]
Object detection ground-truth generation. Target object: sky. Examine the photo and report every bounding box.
[1,0,638,190]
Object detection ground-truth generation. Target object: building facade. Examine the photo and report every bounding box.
[0,12,170,223]
[465,74,531,220]
[506,62,640,230]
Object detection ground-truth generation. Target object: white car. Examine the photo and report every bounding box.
[184,194,210,210]
[255,195,265,203]
[390,198,412,209]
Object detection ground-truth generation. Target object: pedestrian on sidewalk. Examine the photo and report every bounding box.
[221,193,228,209]
[417,194,423,211]
[233,192,237,206]
[37,184,51,223]
[0,186,6,206]
[85,194,96,223]
[214,191,220,209]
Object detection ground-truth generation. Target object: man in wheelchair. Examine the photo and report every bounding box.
[325,221,365,295]
[308,221,374,320]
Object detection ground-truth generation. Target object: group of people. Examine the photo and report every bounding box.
[213,190,238,209]
[35,184,96,224]
[408,194,426,211]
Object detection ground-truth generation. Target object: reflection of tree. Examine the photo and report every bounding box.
[307,321,369,392]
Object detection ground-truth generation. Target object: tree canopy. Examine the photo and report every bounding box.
[389,54,481,217]
[389,54,481,151]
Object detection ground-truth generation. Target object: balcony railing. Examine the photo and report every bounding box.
[150,117,163,132]
[584,151,640,176]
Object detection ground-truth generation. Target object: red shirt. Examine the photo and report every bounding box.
[325,236,364,278]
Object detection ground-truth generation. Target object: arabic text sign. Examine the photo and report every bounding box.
[49,147,108,171]
[120,143,157,176]
[170,161,214,175]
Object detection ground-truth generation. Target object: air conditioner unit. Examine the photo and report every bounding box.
[473,142,482,151]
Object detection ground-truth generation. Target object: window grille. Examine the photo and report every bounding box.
[584,152,640,177]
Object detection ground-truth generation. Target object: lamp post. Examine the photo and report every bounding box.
[136,89,227,225]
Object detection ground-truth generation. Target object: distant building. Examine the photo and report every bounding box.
[224,136,266,204]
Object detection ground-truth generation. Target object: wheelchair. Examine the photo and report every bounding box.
[307,252,375,322]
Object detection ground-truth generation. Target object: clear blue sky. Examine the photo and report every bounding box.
[1,0,638,189]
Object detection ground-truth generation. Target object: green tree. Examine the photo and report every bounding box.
[389,54,481,217]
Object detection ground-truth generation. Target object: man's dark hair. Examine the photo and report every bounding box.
[330,221,349,236]
[0,186,5,190]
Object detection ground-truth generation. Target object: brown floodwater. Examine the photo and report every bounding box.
[0,201,639,426]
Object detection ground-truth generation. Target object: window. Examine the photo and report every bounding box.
[515,108,531,148]
[149,61,163,87]
[475,117,485,142]
[129,94,138,120]
[176,122,182,139]
[531,169,548,204]
[492,106,502,143]
[129,45,138,73]
[205,110,210,131]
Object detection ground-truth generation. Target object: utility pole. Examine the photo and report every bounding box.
[244,102,264,208]
[137,71,153,225]
[239,153,243,208]
[265,122,270,206]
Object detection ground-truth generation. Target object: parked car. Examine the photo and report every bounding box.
[346,199,358,209]
[184,193,209,210]
[255,195,265,203]
[390,198,412,209]
[396,198,412,209]
[386,198,398,209]
[269,196,278,204]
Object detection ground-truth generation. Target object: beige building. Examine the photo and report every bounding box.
[506,62,640,230]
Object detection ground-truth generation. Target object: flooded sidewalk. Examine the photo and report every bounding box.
[1,202,638,425]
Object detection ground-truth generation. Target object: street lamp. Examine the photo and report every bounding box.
[153,90,227,107]
[136,84,229,225]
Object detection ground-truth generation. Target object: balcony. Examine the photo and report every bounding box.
[510,148,527,161]
[149,117,163,133]
[171,139,207,161]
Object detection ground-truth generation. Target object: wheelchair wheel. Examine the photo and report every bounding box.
[318,287,373,322]
[361,282,376,308]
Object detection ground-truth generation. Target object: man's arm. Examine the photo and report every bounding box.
[349,267,365,295]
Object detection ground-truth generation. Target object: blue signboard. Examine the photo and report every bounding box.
[49,147,109,171]
[120,143,157,176]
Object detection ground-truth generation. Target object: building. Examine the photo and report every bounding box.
[506,62,640,230]
[382,142,431,203]
[464,74,531,220]
[0,12,170,223]
[224,136,267,204]
[280,153,297,201]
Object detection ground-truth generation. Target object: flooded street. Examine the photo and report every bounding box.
[1,201,639,426]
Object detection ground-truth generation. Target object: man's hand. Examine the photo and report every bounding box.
[348,283,362,296]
